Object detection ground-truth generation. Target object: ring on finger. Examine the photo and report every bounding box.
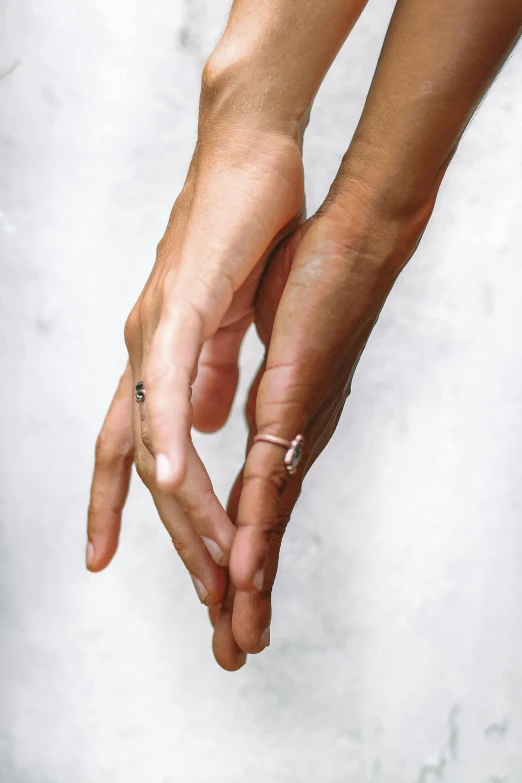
[252,433,305,475]
[135,381,193,404]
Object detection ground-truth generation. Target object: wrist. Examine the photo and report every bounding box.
[317,182,436,280]
[200,48,312,142]
[328,130,453,225]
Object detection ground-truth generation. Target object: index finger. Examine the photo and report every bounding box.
[144,296,203,490]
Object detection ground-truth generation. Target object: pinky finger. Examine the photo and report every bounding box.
[87,369,134,572]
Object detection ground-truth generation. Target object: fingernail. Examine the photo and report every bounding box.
[86,541,95,570]
[253,569,264,591]
[260,625,271,648]
[202,537,225,566]
[156,454,173,486]
[236,651,247,668]
[191,574,208,604]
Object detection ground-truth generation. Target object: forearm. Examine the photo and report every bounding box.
[332,0,522,216]
[200,0,369,137]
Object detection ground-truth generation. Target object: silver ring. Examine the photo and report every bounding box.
[253,433,305,475]
[135,382,145,403]
[136,382,193,404]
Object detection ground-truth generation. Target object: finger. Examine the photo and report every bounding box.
[144,295,203,490]
[223,457,272,656]
[212,585,247,672]
[208,604,220,628]
[229,362,307,593]
[231,586,272,655]
[229,378,349,651]
[173,442,236,567]
[134,425,227,606]
[151,482,228,607]
[87,366,134,572]
[191,315,252,433]
[143,147,304,491]
[211,468,246,670]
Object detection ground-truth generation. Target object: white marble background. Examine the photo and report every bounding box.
[1,1,522,781]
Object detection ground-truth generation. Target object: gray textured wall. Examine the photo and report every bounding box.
[1,1,522,781]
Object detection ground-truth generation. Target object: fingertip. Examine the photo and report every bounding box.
[208,604,221,628]
[229,539,266,594]
[231,591,272,654]
[190,368,238,433]
[236,651,248,669]
[86,537,117,573]
[204,592,225,608]
[86,540,96,571]
[212,606,248,672]
[202,537,229,567]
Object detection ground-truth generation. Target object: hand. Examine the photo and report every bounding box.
[205,191,431,667]
[87,120,303,613]
[213,0,522,664]
[86,114,303,604]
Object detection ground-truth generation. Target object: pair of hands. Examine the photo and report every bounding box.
[86,0,522,670]
[86,112,430,670]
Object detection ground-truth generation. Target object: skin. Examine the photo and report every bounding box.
[88,0,369,628]
[219,0,522,668]
[126,0,369,490]
[88,0,522,671]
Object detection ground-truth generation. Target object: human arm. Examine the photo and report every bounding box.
[224,0,522,656]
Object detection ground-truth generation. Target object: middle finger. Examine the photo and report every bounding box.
[134,435,228,606]
[135,371,236,566]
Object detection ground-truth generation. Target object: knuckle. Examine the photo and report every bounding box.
[155,235,168,261]
[162,268,178,297]
[271,513,292,546]
[243,463,288,497]
[124,306,140,354]
[170,534,189,562]
[141,283,158,319]
[94,431,112,465]
[176,486,213,519]
[95,429,133,471]
[87,498,121,523]
[146,360,176,387]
